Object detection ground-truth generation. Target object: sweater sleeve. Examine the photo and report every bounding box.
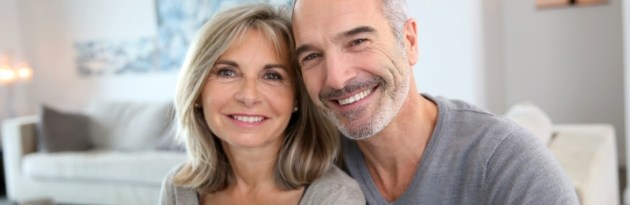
[484,128,578,205]
[158,164,199,205]
[159,169,177,205]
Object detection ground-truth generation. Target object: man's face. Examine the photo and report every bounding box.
[293,0,414,140]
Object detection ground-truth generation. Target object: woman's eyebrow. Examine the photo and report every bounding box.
[214,60,239,67]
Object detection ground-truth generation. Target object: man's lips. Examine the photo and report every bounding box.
[327,84,378,106]
[320,77,383,107]
[338,88,373,105]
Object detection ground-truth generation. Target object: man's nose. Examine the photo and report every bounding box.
[234,79,261,107]
[324,53,356,90]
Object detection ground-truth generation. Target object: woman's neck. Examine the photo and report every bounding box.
[222,140,280,188]
[203,140,305,205]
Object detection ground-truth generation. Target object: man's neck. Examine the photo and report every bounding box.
[357,92,438,202]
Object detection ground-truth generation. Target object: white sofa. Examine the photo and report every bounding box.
[505,102,620,205]
[1,102,187,205]
[549,124,619,205]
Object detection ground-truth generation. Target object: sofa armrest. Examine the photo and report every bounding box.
[2,115,38,196]
[549,124,619,205]
[2,115,38,156]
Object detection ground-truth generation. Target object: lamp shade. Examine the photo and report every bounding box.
[15,63,33,81]
[0,66,15,83]
[0,52,34,84]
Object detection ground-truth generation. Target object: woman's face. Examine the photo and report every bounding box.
[200,29,295,150]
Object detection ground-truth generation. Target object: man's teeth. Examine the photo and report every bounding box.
[338,89,372,105]
[233,115,264,123]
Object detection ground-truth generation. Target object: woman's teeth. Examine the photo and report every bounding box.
[232,115,263,123]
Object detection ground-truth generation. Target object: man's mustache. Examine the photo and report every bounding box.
[319,77,383,100]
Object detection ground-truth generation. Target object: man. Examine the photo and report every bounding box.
[292,0,578,204]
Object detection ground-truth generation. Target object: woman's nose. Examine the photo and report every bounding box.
[234,79,261,107]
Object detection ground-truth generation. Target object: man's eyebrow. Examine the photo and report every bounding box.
[295,26,376,59]
[337,26,376,40]
[295,44,316,59]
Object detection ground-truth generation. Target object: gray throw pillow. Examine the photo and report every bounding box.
[154,133,186,152]
[37,105,93,152]
[153,106,186,152]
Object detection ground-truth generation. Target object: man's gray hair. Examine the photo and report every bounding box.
[292,0,408,43]
[382,0,409,44]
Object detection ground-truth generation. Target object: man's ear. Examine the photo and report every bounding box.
[403,19,419,66]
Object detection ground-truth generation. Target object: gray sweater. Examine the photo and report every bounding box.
[159,165,365,204]
[343,94,578,204]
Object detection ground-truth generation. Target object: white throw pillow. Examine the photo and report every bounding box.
[85,101,173,151]
[504,102,554,145]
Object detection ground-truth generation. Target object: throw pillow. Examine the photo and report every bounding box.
[85,101,174,151]
[37,105,93,152]
[154,107,186,152]
[154,131,186,152]
[504,102,554,145]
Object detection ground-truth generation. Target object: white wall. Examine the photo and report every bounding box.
[503,0,625,166]
[410,1,487,109]
[0,0,22,54]
[0,0,23,60]
[481,0,506,114]
[410,0,506,114]
[17,0,179,113]
[0,0,28,142]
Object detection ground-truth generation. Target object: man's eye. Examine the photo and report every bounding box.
[349,39,368,47]
[302,53,321,63]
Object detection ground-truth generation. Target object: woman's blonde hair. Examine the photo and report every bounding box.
[173,3,339,193]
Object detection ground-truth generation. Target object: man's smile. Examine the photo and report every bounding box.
[338,88,373,105]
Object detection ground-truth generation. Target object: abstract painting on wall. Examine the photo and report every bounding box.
[75,37,157,76]
[156,0,292,71]
[75,0,291,76]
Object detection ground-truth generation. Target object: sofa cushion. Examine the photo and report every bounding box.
[504,102,554,144]
[154,132,186,152]
[21,150,187,185]
[37,105,93,153]
[85,101,173,151]
[152,106,186,152]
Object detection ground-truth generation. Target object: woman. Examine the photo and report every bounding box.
[159,3,365,205]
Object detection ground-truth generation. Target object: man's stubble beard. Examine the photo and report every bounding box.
[322,65,410,141]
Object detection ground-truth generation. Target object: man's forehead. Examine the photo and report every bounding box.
[292,0,381,21]
[292,0,383,35]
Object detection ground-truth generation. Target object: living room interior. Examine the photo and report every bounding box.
[0,0,627,204]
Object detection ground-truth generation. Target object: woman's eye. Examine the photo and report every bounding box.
[263,72,283,80]
[216,68,236,77]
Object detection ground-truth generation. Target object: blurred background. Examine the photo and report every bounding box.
[0,0,626,204]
